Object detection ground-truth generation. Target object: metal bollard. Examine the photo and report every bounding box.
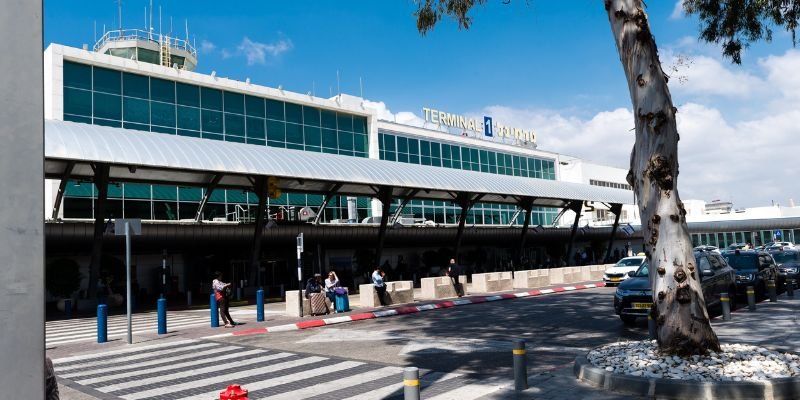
[187,290,192,307]
[720,292,731,321]
[747,286,756,311]
[403,367,420,400]
[256,289,265,322]
[788,281,795,298]
[64,298,72,318]
[648,314,657,339]
[768,280,777,302]
[513,340,528,391]
[97,304,108,343]
[157,298,167,334]
[210,293,219,328]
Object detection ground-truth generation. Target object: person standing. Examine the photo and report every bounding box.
[372,267,388,306]
[212,271,236,328]
[448,258,464,297]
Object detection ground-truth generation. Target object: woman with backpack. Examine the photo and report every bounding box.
[212,271,236,328]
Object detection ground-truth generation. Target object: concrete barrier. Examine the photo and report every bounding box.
[420,275,466,299]
[472,271,513,292]
[285,290,311,317]
[563,267,583,283]
[513,269,550,289]
[549,268,565,284]
[359,280,414,307]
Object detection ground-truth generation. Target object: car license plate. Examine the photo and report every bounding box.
[610,278,620,282]
[633,303,652,309]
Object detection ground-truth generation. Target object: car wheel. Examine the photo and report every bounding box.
[620,315,637,325]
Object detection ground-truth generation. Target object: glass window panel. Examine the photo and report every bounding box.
[245,95,265,117]
[177,105,200,130]
[431,142,441,161]
[93,93,121,120]
[441,143,450,160]
[419,140,430,157]
[386,150,397,162]
[397,136,408,153]
[201,87,222,110]
[321,128,337,148]
[337,113,353,132]
[354,116,367,134]
[64,61,92,89]
[122,72,149,99]
[123,122,149,131]
[408,138,419,155]
[151,101,176,127]
[304,126,321,147]
[246,116,265,139]
[93,118,121,128]
[152,184,177,200]
[267,140,285,148]
[226,135,246,143]
[93,67,121,94]
[303,106,320,126]
[266,99,284,120]
[305,145,321,152]
[176,82,200,107]
[321,110,337,129]
[224,113,244,136]
[398,153,409,163]
[322,147,337,154]
[286,122,303,144]
[150,77,175,103]
[123,183,151,199]
[338,131,353,151]
[106,184,122,198]
[267,120,286,142]
[178,129,201,138]
[123,97,149,124]
[201,109,223,133]
[223,91,244,114]
[354,134,367,153]
[63,87,92,117]
[285,102,302,124]
[383,134,396,152]
[150,124,175,134]
[461,147,470,163]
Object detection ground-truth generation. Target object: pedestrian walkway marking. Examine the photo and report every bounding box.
[53,339,511,400]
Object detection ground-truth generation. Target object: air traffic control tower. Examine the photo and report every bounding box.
[93,28,197,71]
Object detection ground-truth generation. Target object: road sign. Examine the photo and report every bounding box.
[775,230,783,239]
[484,116,493,137]
[114,219,142,236]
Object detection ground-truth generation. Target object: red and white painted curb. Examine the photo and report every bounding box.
[204,282,607,339]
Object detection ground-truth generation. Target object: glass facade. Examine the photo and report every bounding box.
[691,229,800,248]
[61,60,370,221]
[378,131,559,225]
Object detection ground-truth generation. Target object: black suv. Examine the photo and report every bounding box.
[613,251,737,325]
[722,250,778,299]
[769,249,800,287]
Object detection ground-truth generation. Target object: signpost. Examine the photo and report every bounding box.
[115,218,142,344]
[297,233,304,317]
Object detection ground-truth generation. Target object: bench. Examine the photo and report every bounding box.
[471,272,513,292]
[513,269,550,289]
[420,275,466,299]
[359,280,414,307]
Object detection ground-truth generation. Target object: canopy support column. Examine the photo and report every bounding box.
[454,193,484,260]
[390,188,421,224]
[604,203,623,263]
[313,183,343,225]
[50,160,75,220]
[250,177,268,286]
[375,186,393,265]
[565,201,584,266]
[518,197,535,268]
[87,163,110,299]
[194,174,223,222]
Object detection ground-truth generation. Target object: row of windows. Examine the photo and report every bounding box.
[63,61,368,156]
[390,200,558,226]
[589,179,632,191]
[691,230,800,248]
[378,131,556,180]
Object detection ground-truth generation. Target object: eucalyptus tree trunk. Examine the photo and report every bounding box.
[605,0,720,355]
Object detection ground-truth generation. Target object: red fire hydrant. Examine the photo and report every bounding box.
[220,384,248,400]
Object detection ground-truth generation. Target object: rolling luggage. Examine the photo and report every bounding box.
[309,292,329,316]
[334,288,350,312]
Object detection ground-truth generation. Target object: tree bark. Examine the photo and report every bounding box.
[605,0,720,355]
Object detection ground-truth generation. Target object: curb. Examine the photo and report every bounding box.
[203,282,606,339]
[574,354,800,400]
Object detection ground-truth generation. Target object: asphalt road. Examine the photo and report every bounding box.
[220,287,646,393]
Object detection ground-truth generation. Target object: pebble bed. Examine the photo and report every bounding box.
[588,341,800,382]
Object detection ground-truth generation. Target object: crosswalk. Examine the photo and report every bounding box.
[53,339,507,399]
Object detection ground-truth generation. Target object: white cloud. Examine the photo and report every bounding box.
[199,40,216,53]
[236,36,293,66]
[669,0,686,20]
[760,49,800,101]
[363,100,445,131]
[666,54,765,98]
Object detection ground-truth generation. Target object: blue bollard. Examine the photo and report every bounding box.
[64,299,72,318]
[97,304,107,343]
[257,289,265,322]
[157,298,167,335]
[210,293,219,328]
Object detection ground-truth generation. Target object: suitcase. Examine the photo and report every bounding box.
[334,289,350,312]
[309,292,329,316]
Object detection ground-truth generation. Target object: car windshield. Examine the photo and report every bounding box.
[616,258,642,267]
[723,253,759,270]
[772,252,800,263]
[633,264,649,277]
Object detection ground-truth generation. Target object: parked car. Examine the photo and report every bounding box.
[694,245,721,254]
[727,243,749,251]
[603,256,646,286]
[613,251,736,325]
[721,250,779,299]
[765,242,796,251]
[769,248,800,286]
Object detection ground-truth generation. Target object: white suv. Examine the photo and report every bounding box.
[603,256,646,285]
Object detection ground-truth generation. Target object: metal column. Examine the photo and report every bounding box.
[87,164,110,299]
[50,161,75,220]
[564,201,583,266]
[375,187,393,265]
[518,197,535,268]
[193,174,223,222]
[604,203,623,262]
[313,183,342,225]
[250,176,268,290]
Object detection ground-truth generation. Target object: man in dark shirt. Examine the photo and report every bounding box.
[448,258,464,297]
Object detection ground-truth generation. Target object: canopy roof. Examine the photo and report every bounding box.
[44,120,632,208]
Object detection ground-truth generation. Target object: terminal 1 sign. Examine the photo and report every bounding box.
[422,107,537,144]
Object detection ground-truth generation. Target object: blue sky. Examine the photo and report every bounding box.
[45,1,800,208]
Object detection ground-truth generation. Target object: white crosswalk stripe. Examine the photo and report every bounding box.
[53,339,511,400]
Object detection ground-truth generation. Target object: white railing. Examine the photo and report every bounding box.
[93,29,197,57]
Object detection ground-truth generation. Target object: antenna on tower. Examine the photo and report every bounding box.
[159,5,162,36]
[117,0,122,30]
[149,0,153,33]
[336,70,341,99]
[93,20,97,43]
[143,6,146,30]
[359,77,363,98]
[312,81,315,97]
[185,19,189,43]
[170,16,173,34]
